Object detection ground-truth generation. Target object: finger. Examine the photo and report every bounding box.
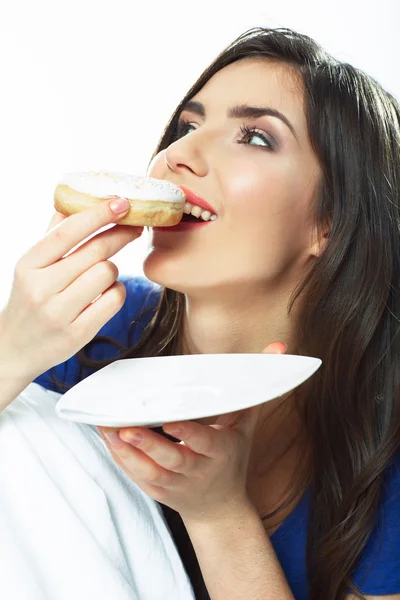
[21,197,134,270]
[45,223,139,295]
[98,427,142,479]
[97,427,173,494]
[213,404,263,443]
[45,210,68,234]
[163,420,230,459]
[98,426,121,445]
[261,341,287,354]
[101,426,182,487]
[68,278,127,338]
[43,259,123,328]
[119,427,198,474]
[214,409,247,429]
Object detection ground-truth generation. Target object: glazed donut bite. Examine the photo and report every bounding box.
[54,171,186,227]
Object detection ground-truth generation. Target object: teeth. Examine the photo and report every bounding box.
[191,205,203,219]
[183,201,218,222]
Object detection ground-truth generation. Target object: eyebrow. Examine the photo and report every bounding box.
[181,100,299,143]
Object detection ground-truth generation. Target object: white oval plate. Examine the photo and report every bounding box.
[55,354,322,427]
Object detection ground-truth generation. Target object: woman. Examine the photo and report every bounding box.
[3,27,400,600]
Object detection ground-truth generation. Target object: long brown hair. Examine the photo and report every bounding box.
[51,28,400,599]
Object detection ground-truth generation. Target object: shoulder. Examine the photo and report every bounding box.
[352,449,400,595]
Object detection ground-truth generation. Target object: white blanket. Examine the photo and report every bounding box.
[0,382,195,600]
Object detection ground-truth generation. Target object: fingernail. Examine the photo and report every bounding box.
[110,197,130,214]
[167,428,183,438]
[128,433,143,446]
[104,431,122,446]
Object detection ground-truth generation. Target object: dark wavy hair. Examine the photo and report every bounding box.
[51,27,400,600]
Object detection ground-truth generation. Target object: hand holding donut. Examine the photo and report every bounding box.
[0,195,143,382]
[0,170,185,385]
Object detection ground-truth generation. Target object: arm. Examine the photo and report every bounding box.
[100,381,400,600]
[185,505,400,600]
[0,341,37,413]
[0,199,143,411]
[347,596,400,599]
[183,502,294,600]
[0,368,34,413]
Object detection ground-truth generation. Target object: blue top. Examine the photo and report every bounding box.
[34,275,400,599]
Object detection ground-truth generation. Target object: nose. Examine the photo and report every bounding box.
[164,134,208,178]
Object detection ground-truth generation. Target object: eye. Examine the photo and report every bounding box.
[172,119,196,140]
[171,119,276,150]
[238,125,275,150]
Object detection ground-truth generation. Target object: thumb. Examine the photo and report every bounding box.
[215,409,247,429]
[214,404,263,440]
[261,341,287,354]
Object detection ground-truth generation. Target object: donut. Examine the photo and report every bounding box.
[54,171,186,227]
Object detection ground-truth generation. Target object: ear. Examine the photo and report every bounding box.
[310,224,330,257]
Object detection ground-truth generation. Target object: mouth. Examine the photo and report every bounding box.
[179,185,217,217]
[178,185,218,227]
[153,219,213,233]
[153,184,218,232]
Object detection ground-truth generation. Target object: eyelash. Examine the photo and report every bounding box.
[173,119,276,150]
[238,124,275,150]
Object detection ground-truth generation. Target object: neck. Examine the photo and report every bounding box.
[181,281,299,355]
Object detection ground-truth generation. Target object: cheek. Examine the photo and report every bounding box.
[224,157,314,233]
[222,158,299,219]
[221,162,314,266]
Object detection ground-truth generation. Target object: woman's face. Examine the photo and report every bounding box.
[143,58,322,296]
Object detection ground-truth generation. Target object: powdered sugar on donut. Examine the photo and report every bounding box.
[60,171,186,203]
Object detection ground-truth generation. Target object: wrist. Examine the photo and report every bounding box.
[182,496,258,530]
[0,317,39,384]
[0,343,35,384]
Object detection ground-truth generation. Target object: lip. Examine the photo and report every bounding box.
[179,185,217,215]
[153,221,212,233]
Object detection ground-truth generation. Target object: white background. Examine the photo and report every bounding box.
[0,0,399,307]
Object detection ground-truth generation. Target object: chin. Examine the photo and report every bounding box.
[142,249,187,293]
[143,249,215,296]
